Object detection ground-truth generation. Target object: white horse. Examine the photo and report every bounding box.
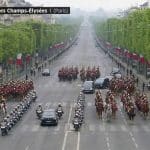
[105,104,112,122]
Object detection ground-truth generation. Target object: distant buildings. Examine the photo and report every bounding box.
[117,1,150,18]
[0,0,55,25]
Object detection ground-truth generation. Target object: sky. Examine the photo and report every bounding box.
[26,0,147,12]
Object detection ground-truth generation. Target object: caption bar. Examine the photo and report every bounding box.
[0,7,70,14]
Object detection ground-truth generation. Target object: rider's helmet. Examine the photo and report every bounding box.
[10,111,13,116]
[38,104,42,108]
[58,103,62,107]
[6,115,10,119]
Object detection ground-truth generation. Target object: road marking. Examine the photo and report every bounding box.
[68,105,73,124]
[61,131,68,150]
[77,132,80,150]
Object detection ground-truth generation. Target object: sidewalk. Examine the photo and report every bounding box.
[95,36,150,98]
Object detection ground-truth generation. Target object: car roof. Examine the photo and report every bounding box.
[95,77,105,82]
[43,68,50,71]
[42,109,56,116]
[112,67,120,72]
[83,81,93,84]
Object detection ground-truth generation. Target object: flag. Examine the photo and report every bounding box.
[26,54,31,64]
[139,55,145,64]
[16,53,22,65]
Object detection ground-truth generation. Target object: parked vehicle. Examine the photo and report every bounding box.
[42,69,50,76]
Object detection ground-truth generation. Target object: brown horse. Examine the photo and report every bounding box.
[111,103,118,119]
[96,102,104,119]
[141,102,149,119]
[127,106,136,121]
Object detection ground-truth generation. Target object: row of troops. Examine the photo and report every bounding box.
[58,66,101,81]
[121,90,149,118]
[109,76,135,94]
[94,77,149,121]
[0,80,34,100]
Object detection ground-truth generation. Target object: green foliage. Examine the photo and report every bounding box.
[0,18,81,63]
[93,9,150,60]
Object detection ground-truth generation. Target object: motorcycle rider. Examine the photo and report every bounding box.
[56,103,64,114]
[36,104,43,113]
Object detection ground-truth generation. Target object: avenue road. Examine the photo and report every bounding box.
[0,22,150,150]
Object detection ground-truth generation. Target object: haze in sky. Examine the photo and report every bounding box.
[26,0,147,12]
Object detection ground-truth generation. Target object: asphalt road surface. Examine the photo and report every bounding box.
[0,22,150,150]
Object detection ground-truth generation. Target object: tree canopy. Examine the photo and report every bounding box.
[93,9,150,61]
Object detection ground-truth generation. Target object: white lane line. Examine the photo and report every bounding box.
[25,145,29,150]
[61,131,68,150]
[68,105,73,124]
[77,132,80,150]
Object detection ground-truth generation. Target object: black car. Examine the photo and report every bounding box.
[42,69,50,76]
[82,81,95,94]
[94,76,113,89]
[40,109,58,126]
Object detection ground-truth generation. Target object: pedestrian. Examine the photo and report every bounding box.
[30,68,33,76]
[130,69,132,75]
[142,82,145,92]
[25,74,28,80]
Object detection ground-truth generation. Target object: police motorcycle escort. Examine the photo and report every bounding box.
[1,119,8,136]
[72,91,85,131]
[36,104,43,119]
[56,103,64,119]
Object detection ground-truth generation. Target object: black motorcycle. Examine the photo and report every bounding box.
[56,109,63,119]
[73,119,80,131]
[1,124,8,136]
[36,109,43,119]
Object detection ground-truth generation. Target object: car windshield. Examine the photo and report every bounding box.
[112,68,120,73]
[43,110,55,117]
[96,78,105,82]
[43,69,49,72]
